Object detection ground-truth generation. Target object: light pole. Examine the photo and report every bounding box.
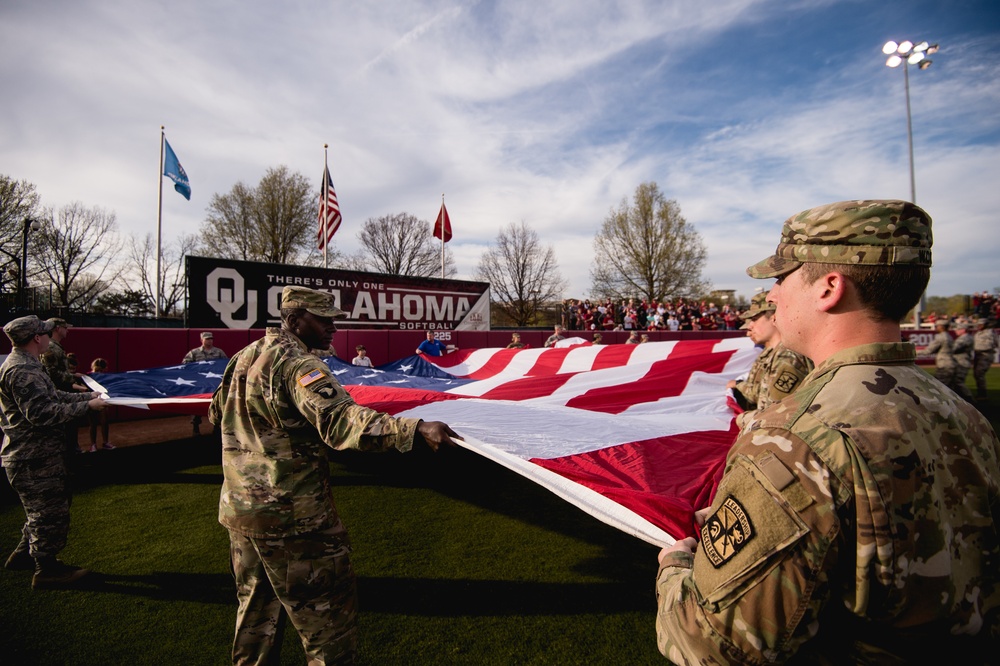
[19,217,39,311]
[882,39,938,203]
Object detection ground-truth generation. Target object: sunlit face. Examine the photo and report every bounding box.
[768,267,810,355]
[747,312,779,347]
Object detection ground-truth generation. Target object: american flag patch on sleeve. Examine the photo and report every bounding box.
[297,368,326,387]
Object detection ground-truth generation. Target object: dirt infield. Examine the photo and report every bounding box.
[75,414,201,451]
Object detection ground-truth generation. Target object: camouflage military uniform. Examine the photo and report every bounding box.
[973,325,998,399]
[733,345,812,416]
[1,348,97,560]
[656,343,1000,662]
[184,342,227,433]
[40,339,76,391]
[950,331,975,401]
[209,326,421,665]
[925,328,955,387]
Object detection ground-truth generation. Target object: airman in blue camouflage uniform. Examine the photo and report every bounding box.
[655,200,999,663]
[973,319,998,400]
[210,286,459,665]
[1,315,106,589]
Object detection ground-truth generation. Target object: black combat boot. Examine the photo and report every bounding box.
[4,543,33,570]
[32,556,90,590]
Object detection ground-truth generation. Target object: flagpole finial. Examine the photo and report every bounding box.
[161,125,165,131]
[324,143,328,149]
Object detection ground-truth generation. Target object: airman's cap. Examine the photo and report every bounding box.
[4,315,55,345]
[740,291,776,321]
[746,200,933,279]
[280,286,347,319]
[45,317,72,329]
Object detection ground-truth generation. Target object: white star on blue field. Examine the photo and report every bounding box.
[2,0,998,300]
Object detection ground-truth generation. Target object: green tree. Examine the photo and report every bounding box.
[346,213,455,278]
[199,166,315,264]
[590,182,708,302]
[474,221,564,327]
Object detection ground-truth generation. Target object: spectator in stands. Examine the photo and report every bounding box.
[506,333,526,349]
[416,331,448,356]
[544,325,566,348]
[352,345,373,368]
[183,332,228,436]
[86,358,113,451]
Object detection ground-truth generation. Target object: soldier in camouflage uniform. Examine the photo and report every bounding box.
[925,319,955,387]
[209,286,459,665]
[655,200,1000,662]
[0,315,107,589]
[950,323,975,402]
[40,317,87,453]
[183,332,227,436]
[973,319,998,400]
[727,291,812,425]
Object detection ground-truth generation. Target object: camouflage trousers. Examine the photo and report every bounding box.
[228,524,358,666]
[951,364,974,402]
[934,363,955,389]
[974,351,993,398]
[4,455,71,558]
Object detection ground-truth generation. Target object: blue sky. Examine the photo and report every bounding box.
[2,0,998,301]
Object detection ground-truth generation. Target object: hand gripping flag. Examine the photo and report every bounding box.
[433,202,452,242]
[85,338,759,546]
[163,139,191,200]
[317,165,342,250]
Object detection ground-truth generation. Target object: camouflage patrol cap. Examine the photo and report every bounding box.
[746,200,932,279]
[45,317,72,328]
[280,286,347,319]
[4,315,55,345]
[740,291,776,321]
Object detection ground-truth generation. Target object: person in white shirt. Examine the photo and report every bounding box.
[352,345,373,367]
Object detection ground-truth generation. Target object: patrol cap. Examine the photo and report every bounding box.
[200,331,214,339]
[280,286,347,319]
[740,291,775,321]
[746,200,933,279]
[4,315,55,345]
[46,317,72,329]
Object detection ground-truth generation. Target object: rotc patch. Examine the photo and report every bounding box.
[701,496,755,568]
[774,371,801,394]
[297,368,326,387]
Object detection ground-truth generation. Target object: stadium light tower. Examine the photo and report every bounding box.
[882,39,938,202]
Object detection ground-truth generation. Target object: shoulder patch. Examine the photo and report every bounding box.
[773,371,801,394]
[701,496,755,568]
[297,368,327,387]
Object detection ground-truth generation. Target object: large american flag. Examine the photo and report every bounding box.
[317,164,341,250]
[85,337,758,546]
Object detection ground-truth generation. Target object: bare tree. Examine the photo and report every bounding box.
[126,232,198,317]
[32,202,122,310]
[590,182,708,302]
[474,220,564,326]
[349,212,456,278]
[0,175,42,294]
[200,166,314,264]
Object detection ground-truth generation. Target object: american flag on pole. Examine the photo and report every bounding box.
[317,164,341,250]
[85,338,758,546]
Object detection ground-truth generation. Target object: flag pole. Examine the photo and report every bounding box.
[156,126,165,319]
[323,144,329,269]
[440,193,445,280]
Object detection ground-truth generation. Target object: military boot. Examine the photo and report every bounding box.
[32,557,90,590]
[4,544,33,570]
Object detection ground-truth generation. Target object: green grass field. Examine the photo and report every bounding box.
[2,368,998,665]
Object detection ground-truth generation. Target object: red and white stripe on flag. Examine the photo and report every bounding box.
[317,165,342,250]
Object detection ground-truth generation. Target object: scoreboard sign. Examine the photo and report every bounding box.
[187,256,490,331]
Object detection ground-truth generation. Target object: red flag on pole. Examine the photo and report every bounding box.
[317,165,341,250]
[433,202,452,242]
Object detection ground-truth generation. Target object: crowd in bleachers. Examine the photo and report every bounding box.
[923,290,999,328]
[560,297,748,333]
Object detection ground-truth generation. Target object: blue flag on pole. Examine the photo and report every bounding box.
[163,139,191,200]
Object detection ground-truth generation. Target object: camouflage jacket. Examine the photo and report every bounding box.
[40,339,76,391]
[182,345,228,364]
[974,328,998,353]
[209,327,421,539]
[925,330,955,368]
[656,342,1000,663]
[0,348,97,464]
[733,344,813,414]
[952,333,974,369]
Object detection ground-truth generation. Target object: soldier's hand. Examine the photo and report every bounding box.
[658,537,697,564]
[416,420,461,452]
[88,398,108,412]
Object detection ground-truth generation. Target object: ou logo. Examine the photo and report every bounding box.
[206,268,258,329]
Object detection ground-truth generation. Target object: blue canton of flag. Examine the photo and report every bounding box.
[163,139,191,200]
